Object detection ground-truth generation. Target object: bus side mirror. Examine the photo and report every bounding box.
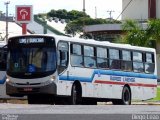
[60,51,65,60]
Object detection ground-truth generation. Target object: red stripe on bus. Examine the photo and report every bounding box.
[94,80,157,87]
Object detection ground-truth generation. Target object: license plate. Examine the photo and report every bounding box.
[23,88,33,91]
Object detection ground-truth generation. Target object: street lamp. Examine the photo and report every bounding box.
[4,1,10,42]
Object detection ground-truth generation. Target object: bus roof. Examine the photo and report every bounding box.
[8,34,155,53]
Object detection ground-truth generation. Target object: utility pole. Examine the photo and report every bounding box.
[4,1,10,42]
[83,0,86,35]
[95,6,97,19]
[107,10,114,21]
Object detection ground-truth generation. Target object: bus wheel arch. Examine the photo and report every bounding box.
[112,84,131,105]
[70,80,82,105]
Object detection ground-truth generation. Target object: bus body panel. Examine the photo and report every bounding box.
[58,66,157,100]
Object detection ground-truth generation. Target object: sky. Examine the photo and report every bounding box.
[0,0,122,19]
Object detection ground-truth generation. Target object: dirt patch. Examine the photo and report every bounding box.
[0,99,28,104]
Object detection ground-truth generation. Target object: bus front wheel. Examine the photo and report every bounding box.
[70,83,82,105]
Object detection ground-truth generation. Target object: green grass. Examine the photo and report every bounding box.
[152,87,160,101]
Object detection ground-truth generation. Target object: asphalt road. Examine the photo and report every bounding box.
[0,104,160,120]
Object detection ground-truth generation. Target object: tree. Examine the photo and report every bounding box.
[47,9,90,20]
[120,19,152,47]
[146,19,160,52]
[120,19,160,54]
[65,17,121,36]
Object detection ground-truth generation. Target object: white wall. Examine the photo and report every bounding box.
[156,0,160,18]
[122,0,148,20]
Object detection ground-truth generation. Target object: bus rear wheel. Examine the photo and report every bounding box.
[112,86,131,105]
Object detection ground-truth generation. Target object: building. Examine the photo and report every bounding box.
[84,24,122,41]
[122,0,160,20]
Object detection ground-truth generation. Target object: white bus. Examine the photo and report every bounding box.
[6,34,157,105]
[0,41,26,100]
[0,41,8,99]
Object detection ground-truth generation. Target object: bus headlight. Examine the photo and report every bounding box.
[6,78,16,86]
[51,76,56,81]
[6,78,10,82]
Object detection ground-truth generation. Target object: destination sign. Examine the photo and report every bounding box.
[19,38,44,44]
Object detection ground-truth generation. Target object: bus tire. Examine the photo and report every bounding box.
[121,86,131,105]
[70,83,82,105]
[112,86,131,105]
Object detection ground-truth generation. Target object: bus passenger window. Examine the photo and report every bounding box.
[84,46,96,68]
[70,44,83,67]
[109,49,121,70]
[110,59,121,69]
[121,50,132,71]
[84,57,96,68]
[71,55,83,67]
[145,53,155,73]
[96,47,108,69]
[133,52,144,73]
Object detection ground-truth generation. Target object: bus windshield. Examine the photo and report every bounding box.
[7,47,56,78]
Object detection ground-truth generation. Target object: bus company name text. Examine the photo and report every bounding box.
[110,75,135,82]
[19,38,44,44]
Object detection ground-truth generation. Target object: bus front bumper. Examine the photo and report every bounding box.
[6,82,57,96]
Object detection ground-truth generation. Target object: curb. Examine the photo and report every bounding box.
[132,101,160,105]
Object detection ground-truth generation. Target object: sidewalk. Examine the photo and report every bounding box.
[132,101,160,105]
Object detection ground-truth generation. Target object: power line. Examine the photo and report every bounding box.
[116,0,133,20]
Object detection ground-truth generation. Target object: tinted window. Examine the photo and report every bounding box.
[133,52,142,62]
[146,53,153,63]
[109,49,121,69]
[133,51,144,72]
[121,50,132,71]
[97,47,108,68]
[122,50,131,61]
[109,49,119,59]
[71,44,83,67]
[72,44,82,55]
[97,47,107,58]
[84,46,96,68]
[145,53,155,73]
[133,62,144,73]
[84,46,94,56]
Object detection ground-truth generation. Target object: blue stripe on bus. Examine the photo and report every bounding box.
[59,69,157,82]
[0,76,6,84]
